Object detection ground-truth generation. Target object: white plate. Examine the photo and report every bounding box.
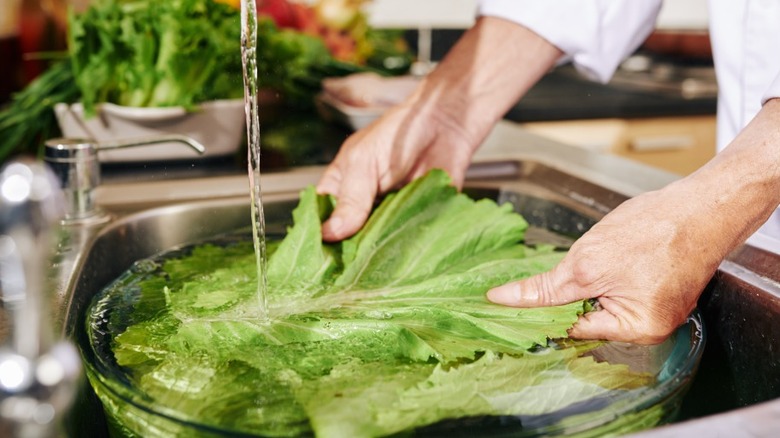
[54,99,245,163]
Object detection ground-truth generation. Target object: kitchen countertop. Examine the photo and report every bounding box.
[404,28,717,122]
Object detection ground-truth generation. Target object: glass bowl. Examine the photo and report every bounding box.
[79,238,705,438]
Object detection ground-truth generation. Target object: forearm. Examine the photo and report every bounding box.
[406,16,563,147]
[669,98,780,258]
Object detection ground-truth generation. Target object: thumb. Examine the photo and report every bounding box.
[486,267,591,308]
[318,169,377,242]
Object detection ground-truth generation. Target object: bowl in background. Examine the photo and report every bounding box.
[54,99,245,163]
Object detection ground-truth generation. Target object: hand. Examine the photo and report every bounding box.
[487,184,724,344]
[317,17,563,242]
[487,98,780,344]
[316,100,480,242]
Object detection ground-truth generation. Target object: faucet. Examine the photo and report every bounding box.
[44,135,205,223]
[0,160,81,437]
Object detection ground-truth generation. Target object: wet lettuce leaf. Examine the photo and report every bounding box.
[296,349,651,438]
[97,170,654,437]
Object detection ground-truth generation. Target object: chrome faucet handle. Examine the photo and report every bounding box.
[44,135,206,223]
[96,134,206,153]
[0,160,81,438]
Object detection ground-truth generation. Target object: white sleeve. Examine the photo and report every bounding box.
[762,71,780,105]
[477,0,663,83]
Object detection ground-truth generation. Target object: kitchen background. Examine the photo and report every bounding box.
[366,0,716,176]
[367,0,708,29]
[1,0,715,176]
[3,5,779,436]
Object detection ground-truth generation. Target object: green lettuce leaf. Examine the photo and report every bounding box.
[93,169,655,437]
[298,349,651,438]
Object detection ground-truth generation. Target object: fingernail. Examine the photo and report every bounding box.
[487,283,537,306]
[486,284,517,305]
[323,216,343,239]
[329,216,343,231]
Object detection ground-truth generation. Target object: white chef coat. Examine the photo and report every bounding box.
[478,0,780,253]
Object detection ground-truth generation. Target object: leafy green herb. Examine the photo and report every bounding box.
[88,170,656,437]
[68,0,244,115]
[0,0,375,161]
[256,17,369,106]
[0,60,79,161]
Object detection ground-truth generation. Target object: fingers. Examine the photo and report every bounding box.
[569,309,671,345]
[486,266,594,307]
[316,165,342,198]
[568,310,625,341]
[317,165,377,242]
[490,274,673,344]
[321,196,373,242]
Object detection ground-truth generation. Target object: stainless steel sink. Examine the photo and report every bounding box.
[52,127,780,436]
[61,160,627,436]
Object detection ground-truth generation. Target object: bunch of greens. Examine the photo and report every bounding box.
[0,60,79,162]
[86,170,659,438]
[67,0,369,113]
[256,17,365,106]
[0,0,387,162]
[68,0,244,114]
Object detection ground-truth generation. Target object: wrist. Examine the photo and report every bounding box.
[404,17,563,151]
[672,99,780,252]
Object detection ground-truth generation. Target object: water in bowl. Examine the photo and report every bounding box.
[80,233,705,438]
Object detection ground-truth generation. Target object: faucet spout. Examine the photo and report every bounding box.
[0,160,81,437]
[44,135,206,222]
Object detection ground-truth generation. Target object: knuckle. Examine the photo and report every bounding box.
[536,274,559,305]
[568,256,603,289]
